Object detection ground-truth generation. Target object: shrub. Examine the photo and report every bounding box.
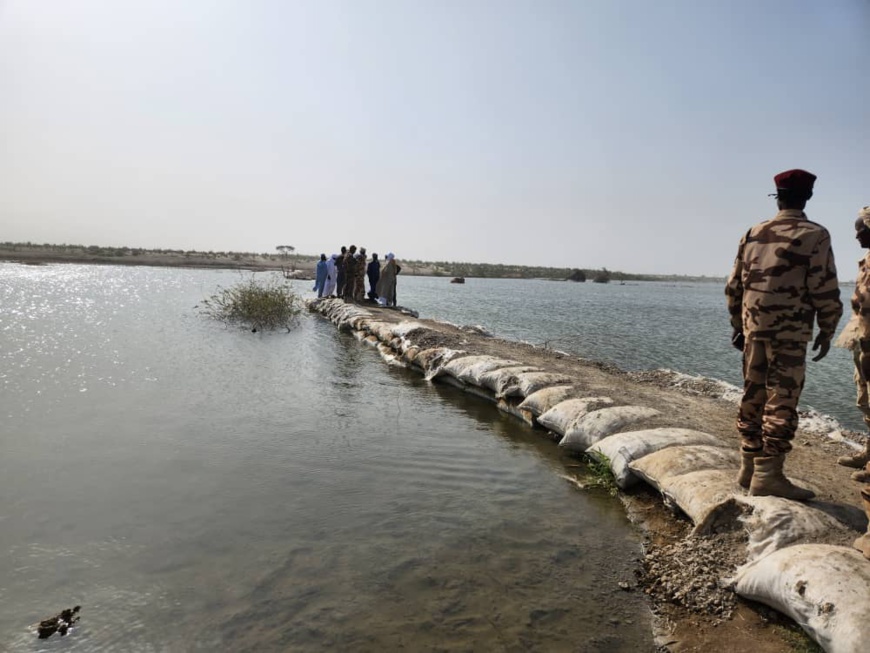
[197,274,302,332]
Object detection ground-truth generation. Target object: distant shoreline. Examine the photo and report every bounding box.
[0,244,726,282]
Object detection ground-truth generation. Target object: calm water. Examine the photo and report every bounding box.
[400,275,861,432]
[1,263,652,652]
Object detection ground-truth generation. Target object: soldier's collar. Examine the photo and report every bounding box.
[774,209,807,219]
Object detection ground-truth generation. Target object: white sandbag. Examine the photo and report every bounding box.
[497,371,575,399]
[423,349,467,380]
[402,346,421,364]
[559,406,660,452]
[518,385,576,417]
[515,385,576,427]
[628,445,739,492]
[587,428,727,489]
[363,335,379,347]
[733,544,870,653]
[348,314,371,330]
[413,348,450,373]
[478,365,540,393]
[537,397,615,437]
[657,469,737,532]
[377,342,402,364]
[732,496,853,563]
[437,355,508,384]
[367,321,395,343]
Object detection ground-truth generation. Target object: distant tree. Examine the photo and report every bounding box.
[593,267,610,284]
[568,269,586,282]
[276,245,295,258]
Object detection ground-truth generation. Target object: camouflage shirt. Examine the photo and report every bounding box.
[852,252,870,338]
[725,209,842,341]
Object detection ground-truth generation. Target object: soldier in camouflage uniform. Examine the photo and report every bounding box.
[846,206,870,558]
[342,245,358,302]
[355,248,368,301]
[838,206,870,477]
[725,169,842,501]
[335,245,348,297]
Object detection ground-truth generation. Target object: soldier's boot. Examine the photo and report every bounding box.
[838,438,870,469]
[850,463,870,483]
[749,455,815,501]
[737,447,762,489]
[853,488,870,560]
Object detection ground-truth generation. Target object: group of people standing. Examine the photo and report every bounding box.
[313,246,400,307]
[725,168,869,558]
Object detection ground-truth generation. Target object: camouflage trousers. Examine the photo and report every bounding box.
[853,348,870,428]
[737,338,807,455]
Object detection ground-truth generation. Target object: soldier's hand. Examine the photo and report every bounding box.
[811,334,831,362]
[731,329,745,351]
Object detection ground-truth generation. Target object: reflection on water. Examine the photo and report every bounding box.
[1,264,652,651]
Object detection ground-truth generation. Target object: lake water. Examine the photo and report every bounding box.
[2,263,656,652]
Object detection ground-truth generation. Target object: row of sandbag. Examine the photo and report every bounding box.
[309,299,870,653]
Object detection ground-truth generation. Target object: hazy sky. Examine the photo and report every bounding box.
[1,1,868,275]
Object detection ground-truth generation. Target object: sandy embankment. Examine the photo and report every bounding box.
[310,298,870,653]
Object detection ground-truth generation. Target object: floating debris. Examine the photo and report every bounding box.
[36,605,80,639]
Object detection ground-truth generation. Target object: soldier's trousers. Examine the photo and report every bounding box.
[853,348,870,429]
[737,338,807,455]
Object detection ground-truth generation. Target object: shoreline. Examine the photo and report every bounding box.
[0,248,727,283]
[309,297,869,653]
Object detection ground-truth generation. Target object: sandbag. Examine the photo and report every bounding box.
[402,346,421,364]
[414,348,451,373]
[422,349,467,380]
[628,445,739,492]
[559,406,660,452]
[732,496,853,563]
[657,469,736,532]
[363,335,379,347]
[367,321,395,343]
[517,385,576,417]
[587,428,727,489]
[497,371,574,399]
[733,544,870,653]
[537,397,614,437]
[514,385,576,427]
[477,365,540,394]
[438,355,518,385]
[377,342,401,364]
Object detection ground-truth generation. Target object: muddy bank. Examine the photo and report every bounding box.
[309,298,870,653]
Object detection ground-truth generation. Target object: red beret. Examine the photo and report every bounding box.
[773,169,816,194]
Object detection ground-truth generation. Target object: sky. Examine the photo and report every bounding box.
[1,0,868,276]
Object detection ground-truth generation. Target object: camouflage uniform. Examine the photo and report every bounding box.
[355,253,367,301]
[725,209,842,455]
[335,253,346,297]
[343,251,358,301]
[852,252,870,427]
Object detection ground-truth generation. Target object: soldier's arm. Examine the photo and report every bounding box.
[724,234,746,333]
[808,231,843,339]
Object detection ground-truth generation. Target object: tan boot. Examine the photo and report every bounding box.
[749,455,815,501]
[838,438,870,469]
[853,489,870,560]
[737,448,761,489]
[851,464,870,483]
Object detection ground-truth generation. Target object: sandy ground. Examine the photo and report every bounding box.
[325,301,868,653]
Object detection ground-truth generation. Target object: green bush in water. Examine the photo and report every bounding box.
[198,274,301,332]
